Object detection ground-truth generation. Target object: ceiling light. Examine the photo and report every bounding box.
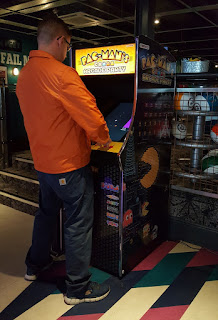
[215,64,218,68]
[154,19,160,24]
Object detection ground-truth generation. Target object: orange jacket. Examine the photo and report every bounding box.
[16,50,110,174]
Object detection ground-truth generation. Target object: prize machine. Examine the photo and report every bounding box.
[74,36,176,277]
[170,71,218,250]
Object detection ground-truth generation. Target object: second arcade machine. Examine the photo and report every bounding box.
[74,36,176,277]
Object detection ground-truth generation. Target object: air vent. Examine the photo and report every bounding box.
[60,12,103,27]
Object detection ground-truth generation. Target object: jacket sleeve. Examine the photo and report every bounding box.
[60,67,110,145]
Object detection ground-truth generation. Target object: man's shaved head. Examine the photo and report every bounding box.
[37,14,71,45]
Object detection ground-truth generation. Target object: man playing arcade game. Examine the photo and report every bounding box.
[16,15,111,305]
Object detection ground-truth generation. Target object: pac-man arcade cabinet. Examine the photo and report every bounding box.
[74,36,176,277]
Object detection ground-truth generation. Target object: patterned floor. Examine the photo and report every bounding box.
[0,205,218,320]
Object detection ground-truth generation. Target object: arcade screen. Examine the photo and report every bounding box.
[105,102,132,141]
[81,74,134,142]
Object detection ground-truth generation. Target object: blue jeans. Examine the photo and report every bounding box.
[26,164,94,297]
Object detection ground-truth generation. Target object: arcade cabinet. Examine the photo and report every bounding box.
[74,36,176,277]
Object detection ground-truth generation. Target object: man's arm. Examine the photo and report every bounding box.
[60,68,111,146]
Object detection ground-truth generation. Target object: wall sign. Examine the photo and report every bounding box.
[0,51,28,66]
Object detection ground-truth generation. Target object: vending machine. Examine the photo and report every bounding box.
[75,35,176,277]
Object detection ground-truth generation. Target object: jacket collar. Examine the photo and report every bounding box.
[29,50,56,60]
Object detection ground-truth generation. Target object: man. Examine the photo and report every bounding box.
[16,15,111,305]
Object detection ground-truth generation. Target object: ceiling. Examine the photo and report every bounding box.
[0,0,217,66]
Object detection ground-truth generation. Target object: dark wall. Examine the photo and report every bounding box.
[0,30,37,152]
[0,30,70,153]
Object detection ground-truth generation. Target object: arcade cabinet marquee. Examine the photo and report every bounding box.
[75,43,135,76]
[74,36,176,277]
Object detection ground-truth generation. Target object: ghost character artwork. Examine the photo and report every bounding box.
[123,209,133,228]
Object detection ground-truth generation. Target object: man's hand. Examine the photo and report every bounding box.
[95,138,112,149]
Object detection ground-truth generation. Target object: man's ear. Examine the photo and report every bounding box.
[56,36,63,47]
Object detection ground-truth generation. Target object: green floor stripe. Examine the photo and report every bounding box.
[52,289,62,294]
[134,252,196,287]
[90,266,111,283]
[208,266,218,281]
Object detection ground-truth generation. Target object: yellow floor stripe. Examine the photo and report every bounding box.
[180,281,218,320]
[99,286,168,320]
[0,205,34,312]
[14,294,72,320]
[0,274,31,312]
[169,241,201,254]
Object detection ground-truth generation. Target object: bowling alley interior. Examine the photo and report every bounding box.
[0,1,217,320]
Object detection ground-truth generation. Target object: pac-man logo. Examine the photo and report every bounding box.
[140,147,159,189]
